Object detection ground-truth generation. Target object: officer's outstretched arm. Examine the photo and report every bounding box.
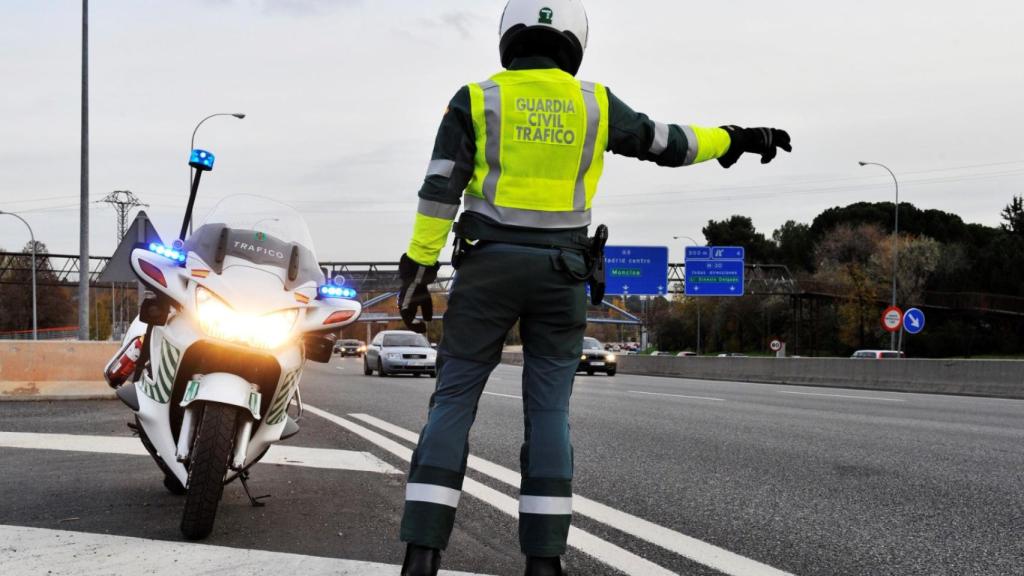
[605,89,791,169]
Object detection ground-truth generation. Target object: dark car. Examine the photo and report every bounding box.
[335,339,365,358]
[578,337,616,376]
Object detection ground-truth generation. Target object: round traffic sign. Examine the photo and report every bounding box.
[903,308,926,335]
[881,306,903,332]
[770,339,783,352]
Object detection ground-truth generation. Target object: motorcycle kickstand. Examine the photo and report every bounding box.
[238,471,270,507]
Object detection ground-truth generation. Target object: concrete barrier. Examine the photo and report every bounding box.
[501,352,1024,399]
[0,341,118,401]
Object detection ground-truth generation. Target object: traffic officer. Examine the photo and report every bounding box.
[396,1,791,574]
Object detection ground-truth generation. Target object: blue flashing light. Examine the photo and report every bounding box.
[189,149,216,171]
[147,243,187,264]
[319,285,357,299]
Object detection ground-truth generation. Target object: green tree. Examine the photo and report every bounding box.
[1001,195,1024,235]
[772,220,814,272]
[702,215,777,263]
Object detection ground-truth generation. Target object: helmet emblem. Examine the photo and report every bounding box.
[538,7,554,24]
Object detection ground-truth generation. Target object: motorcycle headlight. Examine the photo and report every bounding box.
[195,286,298,350]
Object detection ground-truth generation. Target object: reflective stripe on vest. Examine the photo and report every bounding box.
[466,69,609,229]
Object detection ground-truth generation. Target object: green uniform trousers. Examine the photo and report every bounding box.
[400,242,588,556]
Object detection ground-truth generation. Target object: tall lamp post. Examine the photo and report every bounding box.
[1,211,37,340]
[859,161,900,351]
[674,234,703,356]
[188,113,245,233]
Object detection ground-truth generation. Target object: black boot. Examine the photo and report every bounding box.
[525,556,566,576]
[401,544,441,576]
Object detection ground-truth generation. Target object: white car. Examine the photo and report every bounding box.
[364,331,437,377]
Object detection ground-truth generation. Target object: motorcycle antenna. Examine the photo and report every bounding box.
[180,150,215,242]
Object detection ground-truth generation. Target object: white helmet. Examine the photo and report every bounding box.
[499,0,589,76]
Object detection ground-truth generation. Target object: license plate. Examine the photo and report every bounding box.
[591,362,605,367]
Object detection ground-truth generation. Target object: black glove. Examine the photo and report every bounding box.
[717,126,792,169]
[398,254,440,334]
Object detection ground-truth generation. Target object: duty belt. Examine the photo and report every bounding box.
[451,217,608,306]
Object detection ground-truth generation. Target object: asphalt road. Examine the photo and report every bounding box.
[2,356,1023,575]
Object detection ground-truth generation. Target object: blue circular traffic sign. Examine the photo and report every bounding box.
[903,308,926,335]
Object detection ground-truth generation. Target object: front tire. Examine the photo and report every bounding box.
[180,403,238,541]
[363,359,373,376]
[377,359,388,378]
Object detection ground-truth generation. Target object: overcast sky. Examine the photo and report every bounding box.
[2,0,1023,262]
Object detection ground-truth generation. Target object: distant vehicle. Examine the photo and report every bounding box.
[676,351,697,357]
[717,353,749,358]
[334,339,365,358]
[579,337,616,376]
[364,331,437,377]
[851,350,905,359]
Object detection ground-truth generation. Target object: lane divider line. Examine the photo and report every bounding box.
[0,524,490,576]
[346,413,793,576]
[630,391,727,402]
[0,431,399,474]
[302,404,676,576]
[778,390,906,402]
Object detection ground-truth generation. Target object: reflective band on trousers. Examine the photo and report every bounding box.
[649,121,670,156]
[519,495,573,515]
[406,483,462,508]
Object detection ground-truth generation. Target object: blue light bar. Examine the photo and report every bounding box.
[189,149,216,171]
[319,286,357,299]
[148,243,187,264]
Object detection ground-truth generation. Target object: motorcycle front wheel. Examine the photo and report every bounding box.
[180,403,238,540]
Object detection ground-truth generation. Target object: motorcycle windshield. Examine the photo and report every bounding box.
[185,195,323,289]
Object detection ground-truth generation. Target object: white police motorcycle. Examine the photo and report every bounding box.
[104,149,361,540]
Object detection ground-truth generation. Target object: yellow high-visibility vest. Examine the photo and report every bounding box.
[465,68,609,229]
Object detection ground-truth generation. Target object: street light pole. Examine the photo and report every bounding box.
[79,0,90,340]
[1,212,37,340]
[674,235,703,356]
[188,113,245,234]
[859,161,900,351]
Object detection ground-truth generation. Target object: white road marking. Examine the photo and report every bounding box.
[0,432,399,474]
[0,524,489,576]
[303,405,677,576]
[778,390,906,402]
[483,391,522,400]
[630,390,726,402]
[348,413,793,576]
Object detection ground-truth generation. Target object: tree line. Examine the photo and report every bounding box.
[588,196,1024,358]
